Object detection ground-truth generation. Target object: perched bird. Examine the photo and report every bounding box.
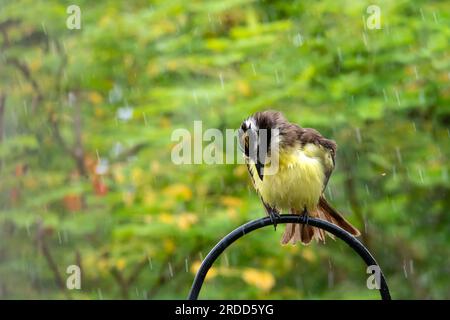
[238,110,360,245]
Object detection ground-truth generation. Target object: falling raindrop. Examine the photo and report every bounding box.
[57,231,62,245]
[41,22,47,35]
[293,33,303,47]
[365,184,370,195]
[413,66,419,80]
[251,63,256,75]
[223,252,229,268]
[362,32,368,49]
[168,262,173,278]
[23,223,31,239]
[23,100,28,115]
[328,259,334,288]
[148,257,153,270]
[219,73,224,89]
[108,84,123,104]
[198,252,204,262]
[143,112,148,126]
[394,89,402,106]
[326,185,334,200]
[395,147,402,163]
[275,69,280,84]
[355,127,362,144]
[418,167,424,183]
[403,261,408,278]
[409,260,414,275]
[432,12,438,23]
[406,167,411,179]
[97,288,104,300]
[382,88,388,102]
[185,258,189,273]
[419,8,425,21]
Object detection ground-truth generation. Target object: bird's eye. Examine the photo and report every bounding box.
[239,127,254,158]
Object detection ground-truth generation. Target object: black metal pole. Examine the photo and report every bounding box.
[188,214,391,300]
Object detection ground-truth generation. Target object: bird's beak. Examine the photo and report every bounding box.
[255,161,264,181]
[238,129,249,156]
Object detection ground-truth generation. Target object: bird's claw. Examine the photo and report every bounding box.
[268,209,280,231]
[300,208,309,225]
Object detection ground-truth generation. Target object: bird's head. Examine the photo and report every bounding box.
[238,110,286,163]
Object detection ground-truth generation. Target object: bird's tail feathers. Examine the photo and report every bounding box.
[280,197,360,245]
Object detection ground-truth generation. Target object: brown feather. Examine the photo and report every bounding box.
[318,196,361,236]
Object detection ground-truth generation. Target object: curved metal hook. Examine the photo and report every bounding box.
[188,214,391,300]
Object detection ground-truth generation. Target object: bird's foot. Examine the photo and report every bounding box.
[268,209,281,231]
[300,208,309,225]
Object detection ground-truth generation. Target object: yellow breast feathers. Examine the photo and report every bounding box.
[249,143,333,212]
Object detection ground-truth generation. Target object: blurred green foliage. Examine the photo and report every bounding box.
[0,0,449,299]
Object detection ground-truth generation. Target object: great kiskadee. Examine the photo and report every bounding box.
[238,110,360,245]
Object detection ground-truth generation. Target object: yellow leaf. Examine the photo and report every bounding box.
[29,59,42,72]
[159,213,175,224]
[131,167,144,185]
[301,247,316,262]
[116,258,126,271]
[163,183,192,201]
[177,212,198,230]
[166,60,178,71]
[220,196,243,208]
[242,268,275,292]
[191,261,217,281]
[163,239,176,254]
[160,117,171,128]
[151,161,161,175]
[237,80,251,96]
[227,208,238,219]
[233,165,247,178]
[147,63,160,77]
[88,92,103,105]
[97,259,108,272]
[113,166,125,184]
[94,107,105,117]
[143,190,156,207]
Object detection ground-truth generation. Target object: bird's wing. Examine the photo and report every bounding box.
[299,127,337,192]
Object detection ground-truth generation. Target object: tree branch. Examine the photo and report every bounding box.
[36,221,70,298]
